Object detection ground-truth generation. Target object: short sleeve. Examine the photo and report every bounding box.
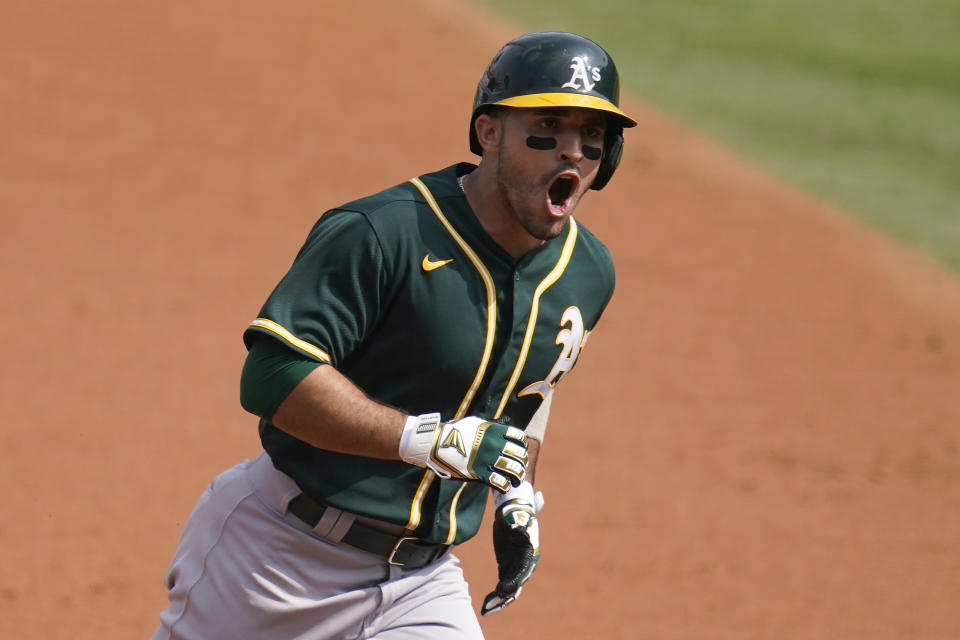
[243,209,387,367]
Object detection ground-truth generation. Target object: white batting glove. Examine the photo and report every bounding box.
[481,481,544,615]
[399,414,529,492]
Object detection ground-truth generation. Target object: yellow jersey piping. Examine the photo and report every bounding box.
[406,470,435,532]
[405,176,498,532]
[494,218,579,419]
[248,318,332,363]
[445,483,468,545]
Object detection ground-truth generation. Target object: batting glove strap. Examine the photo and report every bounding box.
[493,481,544,514]
[398,412,443,469]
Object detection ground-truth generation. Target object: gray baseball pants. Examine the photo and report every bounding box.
[151,452,485,639]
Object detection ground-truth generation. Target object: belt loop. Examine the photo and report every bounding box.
[312,505,343,538]
[326,510,355,543]
[312,506,355,542]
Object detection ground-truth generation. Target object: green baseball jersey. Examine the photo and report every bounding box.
[243,163,615,544]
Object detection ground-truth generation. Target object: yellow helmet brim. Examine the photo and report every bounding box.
[493,92,637,128]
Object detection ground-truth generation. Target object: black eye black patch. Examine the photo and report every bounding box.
[526,136,557,150]
[582,145,602,161]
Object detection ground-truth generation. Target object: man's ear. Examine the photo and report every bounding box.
[474,112,503,155]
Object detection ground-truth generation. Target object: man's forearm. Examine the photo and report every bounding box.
[526,437,540,484]
[271,364,407,460]
[268,356,543,478]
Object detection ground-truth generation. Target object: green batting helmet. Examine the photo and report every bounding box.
[469,31,637,190]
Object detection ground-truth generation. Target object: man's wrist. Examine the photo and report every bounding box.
[494,480,535,508]
[398,413,442,466]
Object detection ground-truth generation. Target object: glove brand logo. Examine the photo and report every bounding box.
[441,428,467,456]
[561,56,601,93]
[510,509,531,526]
[518,306,585,399]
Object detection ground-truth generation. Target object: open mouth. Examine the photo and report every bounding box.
[546,172,580,216]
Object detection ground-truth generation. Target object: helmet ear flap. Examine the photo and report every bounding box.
[591,128,623,191]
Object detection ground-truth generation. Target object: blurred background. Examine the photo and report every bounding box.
[1,1,958,638]
[476,0,960,272]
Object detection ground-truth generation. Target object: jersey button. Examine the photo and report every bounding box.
[514,272,520,281]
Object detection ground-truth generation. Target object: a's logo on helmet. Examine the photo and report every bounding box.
[561,56,602,93]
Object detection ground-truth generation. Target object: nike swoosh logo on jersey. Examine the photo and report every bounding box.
[422,255,454,271]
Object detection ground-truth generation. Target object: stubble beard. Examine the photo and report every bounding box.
[495,145,575,243]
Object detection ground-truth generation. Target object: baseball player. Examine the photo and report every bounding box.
[151,31,636,639]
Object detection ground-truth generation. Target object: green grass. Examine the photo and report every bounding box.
[472,0,960,271]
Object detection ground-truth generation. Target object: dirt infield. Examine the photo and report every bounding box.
[2,1,959,638]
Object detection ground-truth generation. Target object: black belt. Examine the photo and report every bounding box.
[286,493,448,570]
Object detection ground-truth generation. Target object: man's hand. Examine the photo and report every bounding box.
[481,481,543,615]
[399,414,528,492]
